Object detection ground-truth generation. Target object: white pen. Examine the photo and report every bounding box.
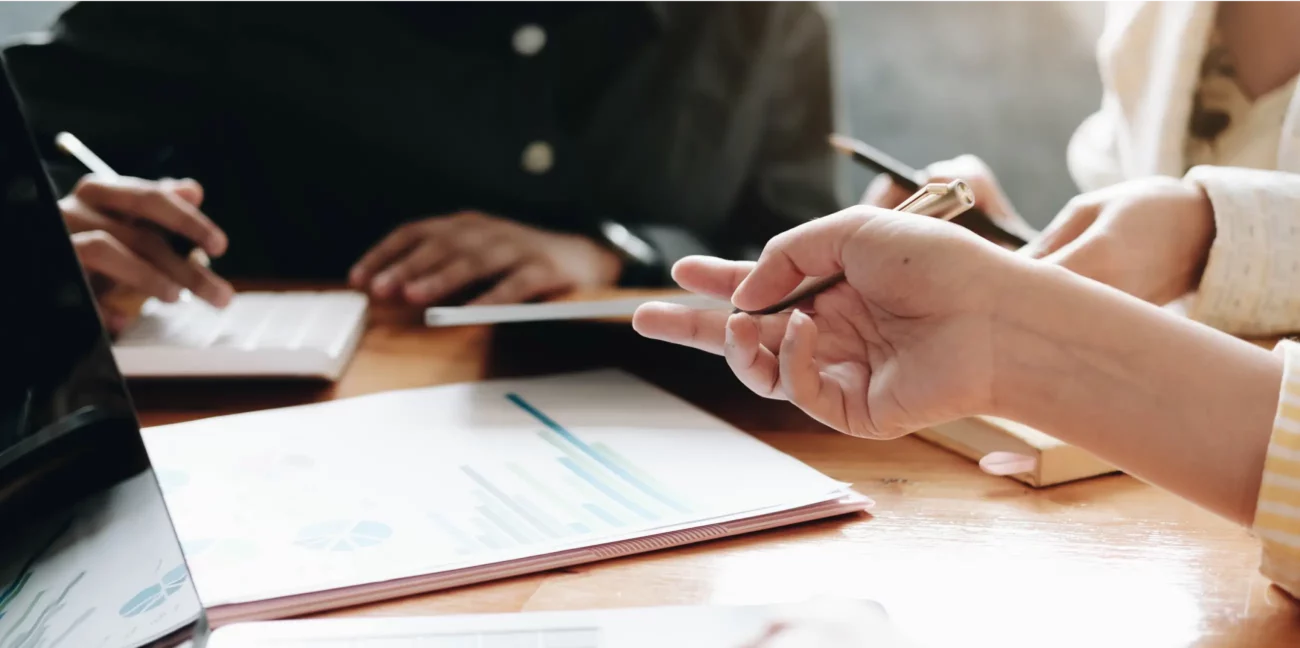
[55,131,211,304]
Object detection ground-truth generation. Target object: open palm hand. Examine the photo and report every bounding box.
[634,207,1010,439]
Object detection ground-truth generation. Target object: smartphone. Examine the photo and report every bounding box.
[827,134,1032,248]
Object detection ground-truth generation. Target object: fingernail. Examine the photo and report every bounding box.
[403,283,428,304]
[165,285,183,302]
[216,282,235,307]
[372,275,393,295]
[979,452,1037,476]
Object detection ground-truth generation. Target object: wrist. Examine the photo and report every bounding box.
[1178,176,1217,274]
[582,235,625,287]
[988,257,1093,423]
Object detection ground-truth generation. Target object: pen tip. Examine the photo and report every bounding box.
[827,134,855,156]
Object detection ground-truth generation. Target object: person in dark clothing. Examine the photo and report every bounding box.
[3,1,839,326]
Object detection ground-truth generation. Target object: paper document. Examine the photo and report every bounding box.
[424,294,728,327]
[141,370,860,611]
[0,471,202,648]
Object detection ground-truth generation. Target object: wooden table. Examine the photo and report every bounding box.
[130,288,1300,648]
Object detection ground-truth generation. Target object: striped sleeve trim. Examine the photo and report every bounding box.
[1254,340,1300,598]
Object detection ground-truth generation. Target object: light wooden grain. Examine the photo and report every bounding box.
[130,285,1300,648]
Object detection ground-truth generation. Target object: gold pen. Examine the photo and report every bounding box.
[734,180,976,316]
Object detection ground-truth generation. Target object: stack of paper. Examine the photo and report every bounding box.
[141,370,869,624]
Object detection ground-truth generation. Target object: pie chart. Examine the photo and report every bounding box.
[294,520,392,551]
[120,565,190,618]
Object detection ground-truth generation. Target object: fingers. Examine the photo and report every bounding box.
[732,210,872,312]
[160,178,204,206]
[632,301,789,355]
[860,174,916,208]
[369,240,454,298]
[402,246,520,304]
[924,154,1018,219]
[469,262,566,306]
[65,203,233,307]
[724,313,784,400]
[670,256,754,301]
[73,231,184,303]
[349,224,427,290]
[72,175,226,256]
[128,230,234,307]
[1022,198,1101,260]
[777,310,828,407]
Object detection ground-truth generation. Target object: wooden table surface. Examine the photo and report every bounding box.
[129,288,1300,648]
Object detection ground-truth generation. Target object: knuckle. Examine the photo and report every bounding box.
[76,231,116,260]
[72,176,105,200]
[131,185,169,214]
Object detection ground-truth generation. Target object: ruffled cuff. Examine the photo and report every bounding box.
[1183,165,1300,336]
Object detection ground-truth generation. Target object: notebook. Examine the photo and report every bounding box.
[140,370,871,624]
[112,291,368,380]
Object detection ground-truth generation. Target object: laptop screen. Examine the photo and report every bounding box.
[0,59,208,647]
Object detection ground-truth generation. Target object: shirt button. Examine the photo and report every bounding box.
[521,141,554,174]
[512,24,547,57]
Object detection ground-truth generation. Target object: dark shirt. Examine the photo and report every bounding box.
[3,1,840,284]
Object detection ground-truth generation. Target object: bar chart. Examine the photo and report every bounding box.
[428,393,696,555]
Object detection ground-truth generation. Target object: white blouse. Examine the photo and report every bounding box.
[1067,1,1300,337]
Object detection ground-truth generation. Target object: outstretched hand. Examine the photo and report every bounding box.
[634,206,1014,439]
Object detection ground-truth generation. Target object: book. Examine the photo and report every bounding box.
[140,369,870,624]
[917,417,1116,487]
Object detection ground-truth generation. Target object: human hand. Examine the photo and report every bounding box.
[62,176,233,334]
[861,154,1036,244]
[1019,176,1215,306]
[633,205,1014,439]
[348,211,622,306]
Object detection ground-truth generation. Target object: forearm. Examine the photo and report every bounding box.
[992,258,1282,526]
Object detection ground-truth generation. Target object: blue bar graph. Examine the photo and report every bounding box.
[428,512,478,555]
[507,463,603,530]
[559,457,656,520]
[472,517,512,550]
[477,505,531,545]
[420,392,699,557]
[583,503,624,528]
[507,393,692,514]
[463,466,561,540]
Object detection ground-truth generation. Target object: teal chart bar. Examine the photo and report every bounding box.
[425,393,695,555]
[507,393,692,515]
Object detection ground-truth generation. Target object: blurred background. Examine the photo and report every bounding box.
[0,1,1103,228]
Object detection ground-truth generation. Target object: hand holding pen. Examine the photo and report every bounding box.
[55,132,233,331]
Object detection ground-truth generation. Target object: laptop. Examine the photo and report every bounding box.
[0,57,912,647]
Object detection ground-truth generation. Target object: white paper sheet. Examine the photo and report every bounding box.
[141,370,850,606]
[0,471,202,648]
